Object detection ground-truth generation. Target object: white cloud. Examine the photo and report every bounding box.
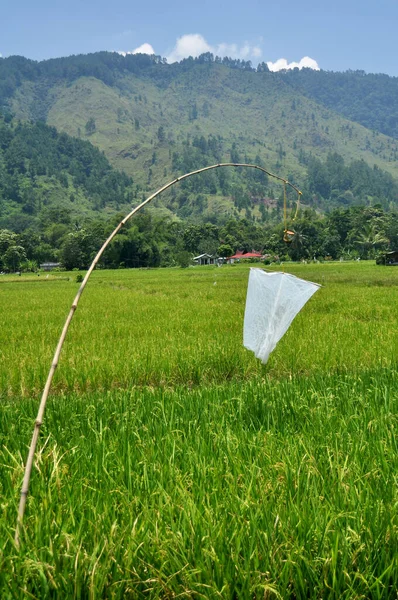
[118,43,156,57]
[166,34,262,63]
[132,43,156,55]
[167,34,212,63]
[267,56,320,72]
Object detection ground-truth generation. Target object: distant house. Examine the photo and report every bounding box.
[40,262,61,271]
[376,251,398,265]
[193,253,216,266]
[226,251,263,264]
[226,251,244,264]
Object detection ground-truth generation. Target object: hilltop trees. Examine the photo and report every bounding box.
[3,52,398,142]
[2,56,398,228]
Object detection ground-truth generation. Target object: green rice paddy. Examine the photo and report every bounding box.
[1,263,397,598]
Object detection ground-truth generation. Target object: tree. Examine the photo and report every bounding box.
[61,233,85,270]
[218,243,233,257]
[3,245,26,271]
[353,224,388,259]
[61,230,98,269]
[257,62,270,73]
[230,142,241,163]
[189,102,198,121]
[176,250,191,268]
[157,126,165,143]
[85,117,96,136]
[319,227,342,258]
[286,225,309,261]
[0,229,17,254]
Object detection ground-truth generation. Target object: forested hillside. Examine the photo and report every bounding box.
[2,53,398,140]
[1,51,398,271]
[279,69,398,140]
[0,112,134,232]
[1,52,398,223]
[0,109,397,271]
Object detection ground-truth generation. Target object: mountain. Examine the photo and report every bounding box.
[1,52,398,223]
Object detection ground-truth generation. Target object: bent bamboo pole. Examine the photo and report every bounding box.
[15,162,301,547]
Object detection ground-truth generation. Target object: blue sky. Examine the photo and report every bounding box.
[2,0,398,75]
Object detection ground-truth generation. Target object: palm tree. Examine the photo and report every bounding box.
[287,227,308,260]
[354,224,388,259]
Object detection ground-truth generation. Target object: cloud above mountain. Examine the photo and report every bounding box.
[167,33,262,63]
[117,35,319,72]
[166,34,262,63]
[118,43,155,57]
[166,34,211,62]
[267,56,320,71]
[118,34,262,63]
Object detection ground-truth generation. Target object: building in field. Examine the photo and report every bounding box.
[226,251,263,264]
[40,262,61,271]
[193,253,216,266]
[376,250,398,265]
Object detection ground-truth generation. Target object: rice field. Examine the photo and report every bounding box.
[1,262,398,598]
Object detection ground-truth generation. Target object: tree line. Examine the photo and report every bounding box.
[1,205,397,272]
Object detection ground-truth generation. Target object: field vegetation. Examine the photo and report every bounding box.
[1,262,398,598]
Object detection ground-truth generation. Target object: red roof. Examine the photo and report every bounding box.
[228,251,262,259]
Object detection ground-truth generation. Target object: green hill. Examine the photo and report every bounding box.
[1,52,398,222]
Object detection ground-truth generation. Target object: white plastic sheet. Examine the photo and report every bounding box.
[243,269,320,364]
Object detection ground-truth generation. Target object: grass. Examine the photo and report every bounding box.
[1,262,398,397]
[1,262,398,598]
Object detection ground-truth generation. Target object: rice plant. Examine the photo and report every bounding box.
[1,262,397,597]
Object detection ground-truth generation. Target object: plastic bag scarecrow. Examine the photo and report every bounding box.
[243,268,320,364]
